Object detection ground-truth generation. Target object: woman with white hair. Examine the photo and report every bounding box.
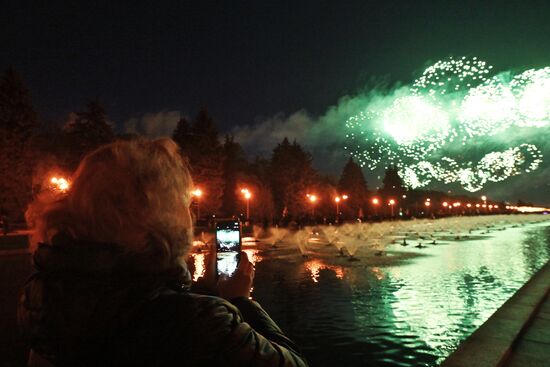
[19,138,307,366]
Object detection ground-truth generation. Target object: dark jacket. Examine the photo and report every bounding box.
[18,234,308,366]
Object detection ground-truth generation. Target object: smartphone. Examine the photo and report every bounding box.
[215,219,242,277]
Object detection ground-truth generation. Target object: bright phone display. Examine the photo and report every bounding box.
[215,220,241,276]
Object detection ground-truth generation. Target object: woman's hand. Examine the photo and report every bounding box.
[217,251,255,300]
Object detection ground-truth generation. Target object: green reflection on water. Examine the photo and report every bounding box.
[351,223,550,365]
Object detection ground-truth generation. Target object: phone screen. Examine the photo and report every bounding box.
[215,220,241,277]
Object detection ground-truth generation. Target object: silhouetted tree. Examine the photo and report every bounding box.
[172,107,225,216]
[63,97,114,169]
[379,166,406,203]
[172,116,192,147]
[247,157,275,223]
[338,157,369,218]
[0,67,38,218]
[220,135,248,216]
[271,138,317,219]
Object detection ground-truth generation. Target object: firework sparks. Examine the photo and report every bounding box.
[345,56,548,192]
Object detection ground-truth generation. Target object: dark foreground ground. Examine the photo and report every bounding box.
[0,234,31,367]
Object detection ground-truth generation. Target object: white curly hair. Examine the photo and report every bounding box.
[26,138,194,267]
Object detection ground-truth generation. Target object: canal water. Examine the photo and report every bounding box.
[239,221,550,366]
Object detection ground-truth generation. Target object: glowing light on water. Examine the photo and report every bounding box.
[190,252,206,282]
[345,56,549,192]
[243,248,263,266]
[304,258,344,283]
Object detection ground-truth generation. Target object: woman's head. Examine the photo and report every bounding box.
[26,138,193,266]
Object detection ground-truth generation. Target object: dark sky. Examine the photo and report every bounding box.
[3,1,550,204]
[3,1,550,128]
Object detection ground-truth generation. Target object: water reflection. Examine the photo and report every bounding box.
[251,223,550,367]
[243,247,262,266]
[379,225,550,364]
[188,244,264,282]
[189,252,205,282]
[303,258,345,283]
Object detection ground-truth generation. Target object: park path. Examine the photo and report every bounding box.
[503,290,550,367]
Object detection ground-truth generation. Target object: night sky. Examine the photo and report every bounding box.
[3,1,550,203]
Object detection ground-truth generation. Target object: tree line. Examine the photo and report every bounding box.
[1,67,511,223]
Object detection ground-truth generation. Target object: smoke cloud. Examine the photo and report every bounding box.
[124,110,182,137]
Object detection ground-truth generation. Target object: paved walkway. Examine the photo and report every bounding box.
[503,291,550,367]
[443,260,550,367]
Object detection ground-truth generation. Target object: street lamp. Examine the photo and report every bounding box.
[334,196,341,221]
[240,188,252,220]
[334,194,348,223]
[372,197,380,217]
[481,195,488,213]
[307,194,318,217]
[388,199,396,217]
[191,188,203,219]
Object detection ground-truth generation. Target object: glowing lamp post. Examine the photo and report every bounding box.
[191,188,203,219]
[481,195,488,213]
[240,188,252,220]
[334,194,349,223]
[372,197,380,216]
[307,194,318,217]
[388,199,396,217]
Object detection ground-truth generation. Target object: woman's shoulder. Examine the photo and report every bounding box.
[149,290,243,326]
[139,290,245,356]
